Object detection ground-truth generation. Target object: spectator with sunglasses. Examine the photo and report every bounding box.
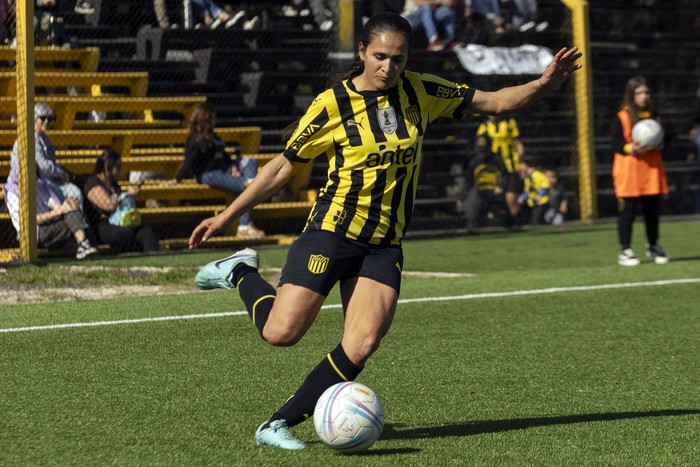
[31,102,85,209]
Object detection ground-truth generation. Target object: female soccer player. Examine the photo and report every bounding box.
[189,12,581,450]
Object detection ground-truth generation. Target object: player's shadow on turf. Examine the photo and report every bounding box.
[382,409,700,439]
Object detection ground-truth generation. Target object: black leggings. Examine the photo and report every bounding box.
[617,195,662,250]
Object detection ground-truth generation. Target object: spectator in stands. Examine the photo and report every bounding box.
[612,75,669,266]
[187,13,580,450]
[476,114,524,229]
[543,166,568,229]
[468,0,508,35]
[166,103,265,239]
[308,0,334,31]
[0,0,15,45]
[463,134,507,229]
[510,0,548,32]
[3,155,98,260]
[517,154,550,225]
[83,148,159,254]
[190,0,239,29]
[403,0,461,51]
[30,103,86,210]
[692,84,700,214]
[153,0,173,29]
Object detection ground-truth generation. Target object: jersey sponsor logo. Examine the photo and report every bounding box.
[290,123,321,151]
[377,107,398,134]
[435,85,463,99]
[405,105,420,126]
[308,254,329,275]
[366,144,418,168]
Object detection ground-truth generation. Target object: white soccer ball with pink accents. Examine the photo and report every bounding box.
[313,381,384,453]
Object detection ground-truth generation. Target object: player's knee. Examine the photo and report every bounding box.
[261,326,302,347]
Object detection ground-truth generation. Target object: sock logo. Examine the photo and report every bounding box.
[308,254,329,275]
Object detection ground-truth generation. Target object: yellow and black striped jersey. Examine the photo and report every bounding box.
[476,118,521,173]
[522,169,551,207]
[283,70,474,245]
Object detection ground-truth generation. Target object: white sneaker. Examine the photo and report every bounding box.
[74,1,95,15]
[646,244,669,264]
[225,10,246,28]
[243,16,260,30]
[76,241,98,260]
[618,248,640,266]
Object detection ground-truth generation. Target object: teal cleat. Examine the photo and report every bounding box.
[194,248,259,290]
[255,420,307,450]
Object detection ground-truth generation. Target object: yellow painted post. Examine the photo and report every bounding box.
[16,0,38,262]
[338,0,360,53]
[561,0,597,222]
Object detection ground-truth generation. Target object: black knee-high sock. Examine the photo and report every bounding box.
[232,264,275,337]
[269,343,363,428]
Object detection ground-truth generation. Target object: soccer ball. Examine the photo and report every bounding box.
[314,382,384,453]
[631,118,664,148]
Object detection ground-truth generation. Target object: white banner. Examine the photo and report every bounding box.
[454,44,554,75]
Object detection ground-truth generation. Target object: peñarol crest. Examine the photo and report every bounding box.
[308,254,329,275]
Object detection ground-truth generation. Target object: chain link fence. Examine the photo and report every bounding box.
[0,0,698,262]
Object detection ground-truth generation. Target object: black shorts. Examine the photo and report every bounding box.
[503,172,523,194]
[279,229,404,297]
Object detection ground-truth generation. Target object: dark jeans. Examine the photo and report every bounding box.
[97,221,159,253]
[38,210,87,249]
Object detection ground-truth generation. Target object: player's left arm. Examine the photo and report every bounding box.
[468,47,582,115]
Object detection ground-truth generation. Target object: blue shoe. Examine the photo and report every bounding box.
[194,248,259,290]
[255,419,307,450]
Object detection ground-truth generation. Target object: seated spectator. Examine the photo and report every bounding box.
[463,134,507,229]
[517,154,551,225]
[308,0,334,31]
[31,103,85,209]
[83,148,159,254]
[153,0,174,28]
[191,0,239,29]
[0,0,15,45]
[3,155,98,260]
[166,103,265,239]
[510,0,548,32]
[543,166,568,228]
[468,0,508,35]
[403,0,460,51]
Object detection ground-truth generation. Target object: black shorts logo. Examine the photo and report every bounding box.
[308,254,329,275]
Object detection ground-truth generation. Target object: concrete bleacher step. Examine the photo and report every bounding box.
[98,58,198,82]
[147,81,229,96]
[73,38,138,58]
[136,26,331,60]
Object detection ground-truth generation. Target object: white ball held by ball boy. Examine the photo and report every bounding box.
[632,118,664,149]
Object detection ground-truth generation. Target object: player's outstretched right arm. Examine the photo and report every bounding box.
[188,153,299,249]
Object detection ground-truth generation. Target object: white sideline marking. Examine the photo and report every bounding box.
[1,278,698,334]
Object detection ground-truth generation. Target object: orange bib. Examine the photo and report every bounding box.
[612,109,668,198]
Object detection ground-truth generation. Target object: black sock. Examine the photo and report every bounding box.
[232,265,275,337]
[267,343,363,428]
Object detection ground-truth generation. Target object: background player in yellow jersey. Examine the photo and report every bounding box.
[517,154,551,225]
[476,114,525,228]
[189,12,581,450]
